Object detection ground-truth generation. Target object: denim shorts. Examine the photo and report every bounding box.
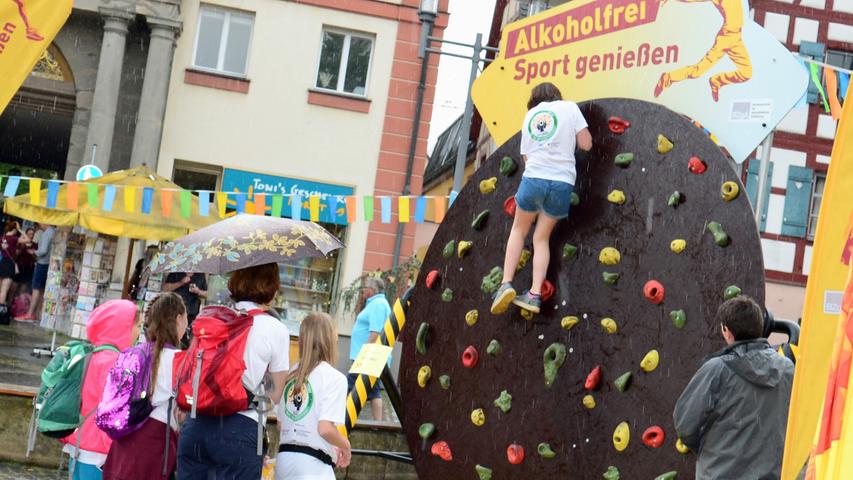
[515,176,574,219]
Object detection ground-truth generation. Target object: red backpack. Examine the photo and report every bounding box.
[172,306,262,417]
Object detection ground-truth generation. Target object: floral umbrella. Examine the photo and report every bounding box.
[149,214,344,274]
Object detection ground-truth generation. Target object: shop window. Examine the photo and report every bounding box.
[193,5,254,77]
[807,172,826,241]
[315,28,374,96]
[172,161,221,192]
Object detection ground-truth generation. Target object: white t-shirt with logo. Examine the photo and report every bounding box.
[520,100,589,185]
[275,361,347,480]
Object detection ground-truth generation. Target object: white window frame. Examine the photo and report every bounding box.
[807,172,826,241]
[314,26,375,98]
[192,4,255,78]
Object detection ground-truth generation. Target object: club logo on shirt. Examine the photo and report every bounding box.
[283,379,314,422]
[527,110,559,142]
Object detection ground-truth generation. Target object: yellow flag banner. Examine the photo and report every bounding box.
[0,0,73,113]
[782,80,853,479]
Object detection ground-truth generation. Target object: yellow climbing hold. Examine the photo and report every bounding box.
[641,349,660,373]
[465,310,479,326]
[418,366,432,388]
[516,248,532,272]
[458,240,473,258]
[479,177,497,194]
[599,247,621,265]
[601,317,618,334]
[521,309,535,321]
[670,239,686,254]
[583,394,596,409]
[471,408,486,426]
[657,134,674,154]
[721,181,740,201]
[676,438,690,454]
[607,189,626,205]
[613,421,630,452]
[561,316,580,330]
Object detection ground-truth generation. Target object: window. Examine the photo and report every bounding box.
[315,28,374,96]
[807,173,826,240]
[173,161,221,192]
[193,5,254,77]
[826,49,853,70]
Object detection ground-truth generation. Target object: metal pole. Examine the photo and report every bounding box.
[451,33,483,196]
[754,132,774,227]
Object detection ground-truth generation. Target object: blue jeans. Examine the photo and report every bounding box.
[515,176,574,219]
[177,414,263,480]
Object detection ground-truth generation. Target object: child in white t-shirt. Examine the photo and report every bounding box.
[276,312,351,480]
[491,82,593,315]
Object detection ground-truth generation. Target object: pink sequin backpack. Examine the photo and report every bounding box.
[95,342,155,439]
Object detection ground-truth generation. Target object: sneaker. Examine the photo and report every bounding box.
[513,291,541,314]
[490,282,517,315]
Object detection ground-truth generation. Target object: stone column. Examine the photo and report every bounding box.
[83,7,134,173]
[129,17,181,170]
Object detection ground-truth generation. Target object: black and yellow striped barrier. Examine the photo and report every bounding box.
[342,287,413,435]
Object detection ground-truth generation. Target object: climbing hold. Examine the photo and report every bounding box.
[657,134,674,154]
[654,471,678,480]
[541,279,556,302]
[643,280,665,305]
[724,285,742,300]
[419,423,435,440]
[608,116,631,133]
[721,181,740,201]
[607,189,626,205]
[603,466,621,480]
[585,365,602,390]
[506,444,525,465]
[480,266,503,294]
[417,366,431,388]
[475,464,493,480]
[503,196,517,217]
[602,272,620,285]
[614,153,634,167]
[465,309,479,326]
[561,315,580,330]
[668,191,683,208]
[599,247,621,265]
[670,309,687,329]
[583,394,596,409]
[442,240,455,259]
[416,322,429,355]
[520,309,535,321]
[641,350,660,373]
[500,156,517,176]
[613,421,631,452]
[601,317,618,334]
[562,243,578,261]
[479,177,497,194]
[543,343,567,388]
[431,441,453,461]
[472,210,490,230]
[670,239,686,254]
[516,248,532,272]
[537,442,556,459]
[571,192,581,206]
[462,345,479,369]
[675,438,690,454]
[441,288,453,302]
[708,221,730,246]
[425,270,439,289]
[458,240,473,258]
[470,408,486,426]
[642,426,665,448]
[494,390,512,413]
[614,371,632,392]
[439,374,451,390]
[688,156,707,174]
[486,339,502,356]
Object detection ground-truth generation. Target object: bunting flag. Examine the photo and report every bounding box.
[3,176,20,197]
[29,178,42,205]
[345,196,357,224]
[46,180,59,209]
[271,194,283,218]
[216,192,228,218]
[124,186,137,213]
[811,62,831,113]
[328,196,338,223]
[363,196,374,222]
[102,185,116,212]
[840,72,850,102]
[414,196,427,224]
[142,187,153,215]
[252,193,265,216]
[86,183,98,208]
[399,196,410,223]
[380,197,392,224]
[235,193,246,214]
[434,195,447,223]
[161,189,173,217]
[291,194,303,221]
[180,190,192,219]
[66,181,79,210]
[825,67,843,121]
[309,195,320,222]
[198,191,210,217]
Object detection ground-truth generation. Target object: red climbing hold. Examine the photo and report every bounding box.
[507,444,525,465]
[585,365,602,391]
[540,279,555,302]
[643,280,665,304]
[462,345,480,369]
[504,196,517,218]
[642,426,665,448]
[425,270,439,290]
[431,441,453,461]
[688,156,707,174]
[608,116,631,134]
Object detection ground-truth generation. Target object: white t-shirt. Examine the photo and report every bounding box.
[235,301,291,421]
[149,347,178,429]
[520,100,589,185]
[275,361,347,480]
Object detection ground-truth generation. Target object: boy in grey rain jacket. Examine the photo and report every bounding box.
[674,295,794,480]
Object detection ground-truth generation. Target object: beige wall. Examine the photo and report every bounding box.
[158,0,400,332]
[766,281,806,322]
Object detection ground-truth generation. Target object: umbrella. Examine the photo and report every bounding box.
[150,214,344,274]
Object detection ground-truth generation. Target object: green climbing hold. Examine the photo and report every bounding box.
[571,192,581,206]
[500,156,517,176]
[603,466,621,480]
[654,472,678,480]
[603,272,620,285]
[516,248,532,272]
[486,339,502,356]
[670,309,687,329]
[668,191,682,207]
[708,221,730,247]
[614,153,634,168]
[562,243,578,261]
[442,239,456,259]
[537,442,556,459]
[472,210,490,230]
[439,374,451,389]
[418,423,435,440]
[614,371,633,392]
[481,266,503,294]
[724,285,742,300]
[494,390,513,413]
[543,343,567,388]
[441,288,453,302]
[475,465,493,480]
[416,322,429,355]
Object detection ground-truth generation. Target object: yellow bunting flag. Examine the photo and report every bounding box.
[216,192,228,218]
[28,178,41,205]
[309,195,320,222]
[65,182,78,210]
[161,190,172,217]
[398,196,410,223]
[123,186,136,212]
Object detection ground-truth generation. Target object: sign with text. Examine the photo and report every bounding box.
[471,0,808,162]
[349,343,394,378]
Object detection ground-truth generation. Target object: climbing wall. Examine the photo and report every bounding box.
[399,99,766,479]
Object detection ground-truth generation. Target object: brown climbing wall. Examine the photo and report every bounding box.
[400,99,765,479]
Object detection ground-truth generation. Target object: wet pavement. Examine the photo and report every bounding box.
[0,321,70,389]
[0,462,64,480]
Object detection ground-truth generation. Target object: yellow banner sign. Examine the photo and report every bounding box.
[472,0,808,162]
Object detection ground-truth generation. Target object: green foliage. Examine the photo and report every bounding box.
[340,256,422,313]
